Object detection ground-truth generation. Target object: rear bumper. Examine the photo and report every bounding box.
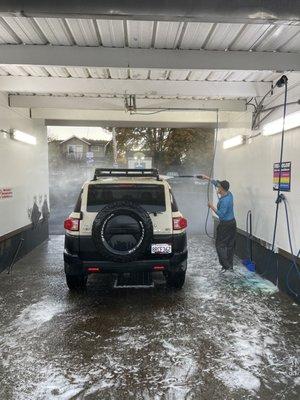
[64,250,187,275]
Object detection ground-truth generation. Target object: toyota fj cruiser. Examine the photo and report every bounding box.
[63,169,188,291]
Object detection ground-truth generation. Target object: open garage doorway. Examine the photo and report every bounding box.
[47,125,215,235]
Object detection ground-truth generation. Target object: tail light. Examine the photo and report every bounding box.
[64,218,80,231]
[87,267,101,273]
[153,264,165,271]
[173,216,187,230]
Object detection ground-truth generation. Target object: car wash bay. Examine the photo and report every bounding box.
[0,1,300,399]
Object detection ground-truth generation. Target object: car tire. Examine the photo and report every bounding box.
[166,270,186,289]
[66,274,87,291]
[92,201,153,263]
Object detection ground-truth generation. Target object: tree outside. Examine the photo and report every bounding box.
[106,127,214,174]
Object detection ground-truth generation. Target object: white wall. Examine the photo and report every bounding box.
[215,107,300,254]
[0,93,49,237]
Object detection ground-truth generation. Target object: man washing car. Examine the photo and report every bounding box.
[201,175,236,271]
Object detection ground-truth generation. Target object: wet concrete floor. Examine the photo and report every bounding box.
[0,235,299,400]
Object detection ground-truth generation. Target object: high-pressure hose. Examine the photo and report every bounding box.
[262,76,288,278]
[262,76,300,297]
[282,197,300,297]
[246,210,253,261]
[270,76,288,253]
[205,110,219,239]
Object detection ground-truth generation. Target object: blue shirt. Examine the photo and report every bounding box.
[211,179,235,221]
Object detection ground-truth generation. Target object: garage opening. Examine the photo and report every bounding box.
[48,125,215,235]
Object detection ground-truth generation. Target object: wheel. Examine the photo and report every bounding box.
[66,274,87,291]
[166,270,186,289]
[92,201,153,263]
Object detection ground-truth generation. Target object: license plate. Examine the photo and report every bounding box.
[151,243,172,254]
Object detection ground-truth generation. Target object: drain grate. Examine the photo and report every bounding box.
[114,272,154,288]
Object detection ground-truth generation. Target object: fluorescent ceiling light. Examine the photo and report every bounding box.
[12,130,37,145]
[223,135,245,149]
[262,110,300,136]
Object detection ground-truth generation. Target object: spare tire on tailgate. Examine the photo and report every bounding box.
[92,201,153,262]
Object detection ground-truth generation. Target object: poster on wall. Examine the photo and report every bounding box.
[0,188,13,199]
[273,161,291,191]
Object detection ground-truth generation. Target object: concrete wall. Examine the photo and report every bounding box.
[215,105,300,255]
[0,93,49,238]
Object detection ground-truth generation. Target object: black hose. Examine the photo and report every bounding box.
[7,237,24,275]
[283,198,300,297]
[246,210,252,260]
[270,79,288,253]
[262,77,288,279]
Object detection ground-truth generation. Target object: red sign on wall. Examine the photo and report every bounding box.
[0,188,13,199]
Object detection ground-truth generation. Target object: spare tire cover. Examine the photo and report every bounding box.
[92,201,153,262]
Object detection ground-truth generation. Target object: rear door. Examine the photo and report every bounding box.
[80,182,172,236]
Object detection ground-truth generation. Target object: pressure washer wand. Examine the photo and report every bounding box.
[176,175,204,179]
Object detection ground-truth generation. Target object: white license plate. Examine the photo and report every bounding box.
[151,244,172,254]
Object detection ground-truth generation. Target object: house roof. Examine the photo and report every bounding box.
[59,135,109,145]
[60,135,91,145]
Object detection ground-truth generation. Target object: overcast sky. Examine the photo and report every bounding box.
[47,126,112,141]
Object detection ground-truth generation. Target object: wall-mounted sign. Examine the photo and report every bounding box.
[273,161,291,191]
[0,188,13,199]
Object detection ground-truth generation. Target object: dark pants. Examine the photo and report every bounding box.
[216,219,237,270]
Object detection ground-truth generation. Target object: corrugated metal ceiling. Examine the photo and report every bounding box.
[0,16,299,52]
[0,16,298,99]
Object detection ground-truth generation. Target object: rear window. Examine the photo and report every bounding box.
[87,184,166,213]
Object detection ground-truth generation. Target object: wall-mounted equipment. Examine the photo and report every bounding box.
[124,94,137,113]
[262,111,300,136]
[11,130,37,145]
[273,161,291,192]
[223,135,246,150]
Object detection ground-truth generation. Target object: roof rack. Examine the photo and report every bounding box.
[93,168,160,181]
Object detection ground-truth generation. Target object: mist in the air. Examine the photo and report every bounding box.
[48,129,215,235]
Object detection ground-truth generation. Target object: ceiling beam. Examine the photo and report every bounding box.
[9,95,246,111]
[0,45,300,72]
[30,108,219,128]
[31,108,252,129]
[0,76,270,98]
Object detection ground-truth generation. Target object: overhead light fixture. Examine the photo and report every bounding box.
[12,130,37,145]
[223,135,246,150]
[262,110,300,136]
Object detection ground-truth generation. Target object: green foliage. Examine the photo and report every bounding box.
[106,127,214,173]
